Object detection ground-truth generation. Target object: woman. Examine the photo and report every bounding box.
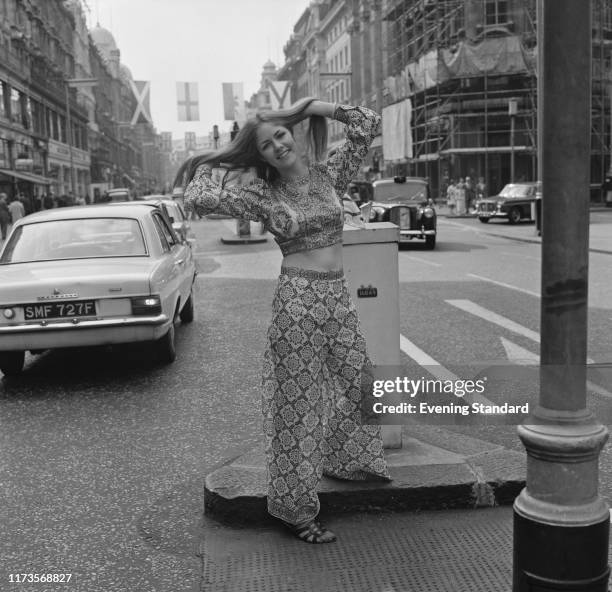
[177,98,391,544]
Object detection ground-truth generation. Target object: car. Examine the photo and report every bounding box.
[96,187,133,203]
[475,182,538,224]
[112,196,194,244]
[364,176,436,249]
[0,204,197,376]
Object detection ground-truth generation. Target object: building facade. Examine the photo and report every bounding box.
[276,0,612,201]
[0,0,166,208]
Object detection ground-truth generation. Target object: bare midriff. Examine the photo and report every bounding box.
[282,243,343,272]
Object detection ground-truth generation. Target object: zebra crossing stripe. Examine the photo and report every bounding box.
[399,333,495,406]
[446,299,541,343]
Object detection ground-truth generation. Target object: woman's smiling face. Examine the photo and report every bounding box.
[256,123,299,171]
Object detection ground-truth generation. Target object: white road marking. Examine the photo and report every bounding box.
[447,299,541,342]
[399,333,495,406]
[500,251,540,261]
[501,337,612,398]
[468,273,540,298]
[401,255,443,267]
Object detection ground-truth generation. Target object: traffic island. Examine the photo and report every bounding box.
[204,428,526,526]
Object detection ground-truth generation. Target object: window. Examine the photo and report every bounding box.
[152,212,177,250]
[10,88,22,125]
[0,81,7,119]
[485,0,510,25]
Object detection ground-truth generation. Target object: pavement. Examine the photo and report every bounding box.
[200,206,612,592]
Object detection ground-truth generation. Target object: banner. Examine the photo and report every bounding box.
[130,80,152,125]
[382,99,413,161]
[222,82,246,123]
[267,80,292,111]
[177,82,199,121]
[184,131,196,151]
[160,131,173,152]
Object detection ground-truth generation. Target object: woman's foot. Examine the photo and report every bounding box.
[283,518,337,544]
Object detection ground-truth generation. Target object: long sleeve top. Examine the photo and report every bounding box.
[183,104,380,256]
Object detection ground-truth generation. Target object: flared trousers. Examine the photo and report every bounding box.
[262,267,391,525]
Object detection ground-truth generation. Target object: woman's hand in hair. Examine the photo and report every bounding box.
[302,100,337,119]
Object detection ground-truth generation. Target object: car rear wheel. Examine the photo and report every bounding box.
[0,351,25,376]
[478,216,490,223]
[154,322,176,364]
[508,207,522,224]
[179,289,195,323]
[425,235,436,250]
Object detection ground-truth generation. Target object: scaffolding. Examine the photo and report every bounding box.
[382,0,612,202]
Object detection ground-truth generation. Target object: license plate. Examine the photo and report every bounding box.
[24,300,96,320]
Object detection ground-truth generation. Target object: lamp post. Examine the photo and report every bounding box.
[513,2,610,589]
[65,78,97,198]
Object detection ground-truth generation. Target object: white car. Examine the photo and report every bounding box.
[0,204,197,375]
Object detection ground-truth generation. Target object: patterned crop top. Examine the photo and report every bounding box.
[183,104,380,256]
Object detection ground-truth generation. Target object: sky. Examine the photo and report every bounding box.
[88,0,310,140]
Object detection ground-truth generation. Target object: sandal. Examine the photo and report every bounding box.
[282,518,337,544]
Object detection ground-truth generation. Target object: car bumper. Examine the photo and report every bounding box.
[477,211,507,219]
[0,314,170,351]
[398,229,436,241]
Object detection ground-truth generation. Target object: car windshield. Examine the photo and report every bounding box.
[498,184,534,198]
[373,182,427,203]
[0,217,147,263]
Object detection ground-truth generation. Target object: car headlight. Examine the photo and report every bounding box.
[421,207,434,218]
[3,308,15,319]
[370,206,385,221]
[131,295,162,315]
[496,201,503,211]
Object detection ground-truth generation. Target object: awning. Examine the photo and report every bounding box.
[0,168,52,185]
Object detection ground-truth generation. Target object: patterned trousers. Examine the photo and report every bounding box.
[262,267,391,525]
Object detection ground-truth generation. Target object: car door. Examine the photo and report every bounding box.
[151,212,193,313]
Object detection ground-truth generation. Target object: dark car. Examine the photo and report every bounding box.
[476,182,538,224]
[365,176,436,249]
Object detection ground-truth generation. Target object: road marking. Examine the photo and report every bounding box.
[501,337,612,398]
[447,299,541,342]
[468,273,540,298]
[401,255,442,267]
[399,333,495,405]
[500,251,540,261]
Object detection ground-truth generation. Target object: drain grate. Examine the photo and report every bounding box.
[201,507,514,592]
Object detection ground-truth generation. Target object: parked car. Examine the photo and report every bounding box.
[365,176,436,249]
[0,204,197,376]
[112,197,193,244]
[96,187,133,203]
[475,182,538,224]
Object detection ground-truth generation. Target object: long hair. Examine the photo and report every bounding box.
[173,97,328,189]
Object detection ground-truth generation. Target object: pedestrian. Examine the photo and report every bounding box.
[0,193,10,240]
[177,98,391,544]
[8,197,25,223]
[446,179,456,216]
[476,176,487,201]
[43,193,54,210]
[464,176,475,213]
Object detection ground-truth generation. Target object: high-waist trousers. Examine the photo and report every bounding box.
[262,267,391,525]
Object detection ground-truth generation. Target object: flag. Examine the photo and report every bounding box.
[184,131,196,151]
[130,80,152,125]
[222,82,246,123]
[161,132,173,152]
[177,82,199,121]
[267,80,292,110]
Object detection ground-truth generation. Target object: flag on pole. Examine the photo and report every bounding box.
[222,82,246,123]
[267,80,292,111]
[130,80,152,125]
[177,82,199,121]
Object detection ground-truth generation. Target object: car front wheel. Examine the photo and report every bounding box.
[508,207,522,224]
[425,235,436,250]
[478,216,490,223]
[0,351,25,376]
[154,322,176,364]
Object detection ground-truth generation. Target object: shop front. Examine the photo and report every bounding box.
[47,139,91,201]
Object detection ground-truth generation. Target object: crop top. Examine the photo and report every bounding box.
[183,104,381,256]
